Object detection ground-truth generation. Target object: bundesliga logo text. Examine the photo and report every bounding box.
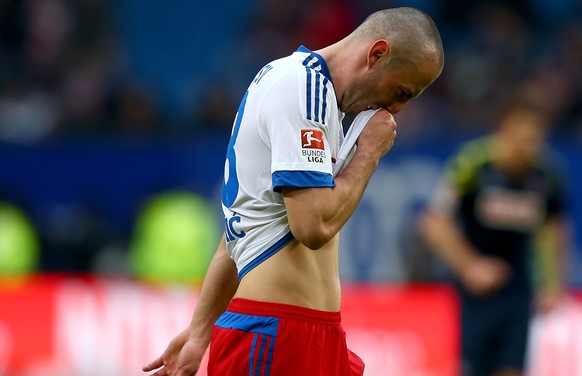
[302,149,326,163]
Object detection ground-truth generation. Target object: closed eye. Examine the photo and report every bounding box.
[399,88,414,101]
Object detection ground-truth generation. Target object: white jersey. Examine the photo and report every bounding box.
[221,46,345,279]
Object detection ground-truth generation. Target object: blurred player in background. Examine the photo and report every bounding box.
[143,7,444,376]
[422,97,570,376]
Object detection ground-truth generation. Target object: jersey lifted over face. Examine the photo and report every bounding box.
[221,46,345,280]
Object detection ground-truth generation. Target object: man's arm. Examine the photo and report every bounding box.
[187,235,239,345]
[143,235,239,376]
[420,205,511,297]
[283,109,397,250]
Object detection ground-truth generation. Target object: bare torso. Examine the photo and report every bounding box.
[234,234,341,312]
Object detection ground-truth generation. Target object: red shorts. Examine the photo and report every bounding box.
[208,298,364,376]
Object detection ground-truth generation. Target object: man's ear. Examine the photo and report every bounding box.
[367,39,391,68]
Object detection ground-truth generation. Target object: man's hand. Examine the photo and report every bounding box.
[460,255,512,298]
[356,109,398,161]
[143,328,207,376]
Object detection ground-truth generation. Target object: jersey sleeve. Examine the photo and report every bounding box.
[443,138,489,195]
[429,138,489,215]
[258,68,335,192]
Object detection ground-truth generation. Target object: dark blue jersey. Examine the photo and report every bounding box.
[442,137,566,298]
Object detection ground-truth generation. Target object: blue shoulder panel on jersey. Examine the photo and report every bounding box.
[215,311,279,337]
[238,232,294,280]
[298,45,333,124]
[296,45,332,83]
[272,170,335,192]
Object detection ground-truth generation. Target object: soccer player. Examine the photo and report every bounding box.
[144,7,444,376]
[421,97,570,376]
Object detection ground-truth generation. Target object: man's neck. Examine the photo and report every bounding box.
[315,39,366,110]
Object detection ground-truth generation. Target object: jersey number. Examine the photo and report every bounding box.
[222,91,248,208]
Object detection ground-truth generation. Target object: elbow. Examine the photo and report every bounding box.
[301,236,331,251]
[419,210,451,245]
[289,222,334,250]
[419,211,438,240]
[418,211,432,237]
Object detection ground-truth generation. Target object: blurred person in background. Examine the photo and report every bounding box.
[0,200,39,277]
[143,7,443,376]
[129,190,218,285]
[421,96,571,376]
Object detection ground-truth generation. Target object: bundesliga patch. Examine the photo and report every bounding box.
[301,129,324,150]
[301,129,326,163]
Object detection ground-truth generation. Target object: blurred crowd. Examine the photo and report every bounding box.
[0,0,581,277]
[1,0,581,144]
[0,0,162,144]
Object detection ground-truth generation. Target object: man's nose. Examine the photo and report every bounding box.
[387,102,406,114]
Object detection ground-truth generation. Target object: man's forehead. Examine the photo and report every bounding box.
[410,59,441,95]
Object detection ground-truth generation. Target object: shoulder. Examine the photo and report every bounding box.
[257,53,336,125]
[533,146,568,188]
[456,137,490,161]
[258,53,333,97]
[444,137,492,192]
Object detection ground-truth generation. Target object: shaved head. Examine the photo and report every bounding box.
[317,7,444,115]
[350,7,444,71]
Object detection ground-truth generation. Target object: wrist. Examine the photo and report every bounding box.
[354,147,381,165]
[186,324,212,349]
[345,150,379,178]
[189,316,215,340]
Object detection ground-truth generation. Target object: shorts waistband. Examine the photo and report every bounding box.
[227,298,341,324]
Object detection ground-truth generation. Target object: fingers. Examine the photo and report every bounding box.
[177,366,197,376]
[143,357,164,372]
[151,368,169,376]
[142,356,200,376]
[363,111,397,146]
[371,109,396,127]
[175,352,201,376]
